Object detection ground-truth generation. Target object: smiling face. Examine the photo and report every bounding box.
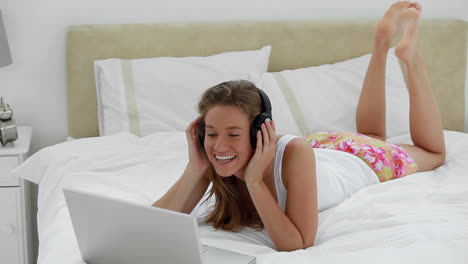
[203,104,254,179]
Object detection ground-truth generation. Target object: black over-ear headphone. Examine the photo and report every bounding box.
[249,88,273,148]
[198,84,273,149]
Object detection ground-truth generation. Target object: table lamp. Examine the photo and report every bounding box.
[0,10,12,67]
[0,10,17,146]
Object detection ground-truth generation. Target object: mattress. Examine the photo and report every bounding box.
[12,130,468,264]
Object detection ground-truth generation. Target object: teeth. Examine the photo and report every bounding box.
[215,155,236,160]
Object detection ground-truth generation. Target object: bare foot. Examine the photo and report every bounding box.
[375,1,413,47]
[395,6,421,64]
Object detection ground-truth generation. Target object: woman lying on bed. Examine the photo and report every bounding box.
[153,1,446,252]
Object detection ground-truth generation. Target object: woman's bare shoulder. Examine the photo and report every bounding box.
[281,136,316,189]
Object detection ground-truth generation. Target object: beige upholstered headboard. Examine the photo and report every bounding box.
[67,19,467,138]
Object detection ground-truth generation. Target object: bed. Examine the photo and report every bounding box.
[13,19,468,264]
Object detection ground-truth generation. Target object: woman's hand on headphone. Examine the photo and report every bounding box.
[244,119,276,186]
[185,116,210,176]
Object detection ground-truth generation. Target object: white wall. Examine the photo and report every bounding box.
[1,0,467,154]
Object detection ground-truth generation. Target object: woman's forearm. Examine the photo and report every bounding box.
[246,181,305,251]
[152,164,210,214]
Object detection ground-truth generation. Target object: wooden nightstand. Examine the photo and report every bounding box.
[0,126,34,264]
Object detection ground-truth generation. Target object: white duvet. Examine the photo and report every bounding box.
[13,131,468,264]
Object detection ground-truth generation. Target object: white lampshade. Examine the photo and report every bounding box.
[0,10,12,68]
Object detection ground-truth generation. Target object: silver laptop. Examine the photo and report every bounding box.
[63,188,256,264]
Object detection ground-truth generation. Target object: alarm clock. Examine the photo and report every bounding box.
[0,97,18,146]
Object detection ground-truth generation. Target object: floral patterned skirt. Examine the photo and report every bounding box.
[304,132,418,182]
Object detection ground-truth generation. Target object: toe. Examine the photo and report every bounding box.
[415,3,422,12]
[409,2,422,12]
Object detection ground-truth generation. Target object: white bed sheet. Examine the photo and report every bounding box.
[13,130,468,264]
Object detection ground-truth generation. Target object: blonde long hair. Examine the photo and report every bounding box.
[197,80,264,231]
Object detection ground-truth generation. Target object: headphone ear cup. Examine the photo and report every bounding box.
[198,121,205,149]
[250,113,272,149]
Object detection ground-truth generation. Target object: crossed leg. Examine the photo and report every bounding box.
[356,1,446,172]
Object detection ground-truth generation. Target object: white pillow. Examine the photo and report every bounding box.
[94,45,271,136]
[258,48,410,138]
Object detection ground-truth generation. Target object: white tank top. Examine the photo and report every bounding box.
[273,135,379,212]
